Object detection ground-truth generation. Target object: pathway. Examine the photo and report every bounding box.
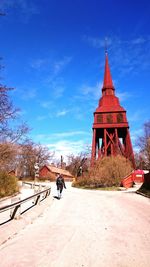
[0,182,150,267]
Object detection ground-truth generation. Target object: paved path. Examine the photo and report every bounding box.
[0,182,150,267]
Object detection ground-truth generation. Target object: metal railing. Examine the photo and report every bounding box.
[0,185,51,224]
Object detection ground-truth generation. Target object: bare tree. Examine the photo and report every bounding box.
[0,57,29,170]
[0,63,29,143]
[0,85,29,142]
[137,121,150,169]
[67,152,90,177]
[0,143,18,171]
[35,143,55,166]
[18,140,54,178]
[0,86,17,124]
[134,152,146,170]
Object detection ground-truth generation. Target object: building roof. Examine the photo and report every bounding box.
[44,165,73,177]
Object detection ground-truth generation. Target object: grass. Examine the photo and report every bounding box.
[72,183,122,191]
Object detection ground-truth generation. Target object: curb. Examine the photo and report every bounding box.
[136,190,150,199]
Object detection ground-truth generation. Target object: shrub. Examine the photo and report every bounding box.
[73,155,133,188]
[0,171,19,198]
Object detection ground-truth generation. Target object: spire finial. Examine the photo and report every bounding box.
[105,37,108,54]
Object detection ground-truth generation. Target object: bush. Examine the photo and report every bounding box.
[0,171,19,198]
[73,155,133,188]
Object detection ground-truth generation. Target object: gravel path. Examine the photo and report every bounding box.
[0,182,150,267]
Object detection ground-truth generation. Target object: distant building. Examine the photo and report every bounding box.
[39,165,73,181]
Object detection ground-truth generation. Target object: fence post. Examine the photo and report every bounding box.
[35,195,41,205]
[10,197,21,219]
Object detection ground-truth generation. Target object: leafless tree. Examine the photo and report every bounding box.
[136,120,150,170]
[18,140,54,177]
[0,85,29,142]
[67,152,90,177]
[0,57,29,170]
[0,143,18,171]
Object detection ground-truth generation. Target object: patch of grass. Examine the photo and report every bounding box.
[72,183,121,191]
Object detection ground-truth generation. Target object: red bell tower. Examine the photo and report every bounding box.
[91,52,135,167]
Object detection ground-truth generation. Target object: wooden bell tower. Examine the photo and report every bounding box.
[91,52,135,167]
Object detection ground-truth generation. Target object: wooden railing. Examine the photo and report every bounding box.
[0,185,51,224]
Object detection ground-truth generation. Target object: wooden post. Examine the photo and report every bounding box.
[10,197,21,219]
[91,128,96,165]
[104,129,107,156]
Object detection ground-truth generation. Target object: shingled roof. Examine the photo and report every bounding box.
[45,165,73,177]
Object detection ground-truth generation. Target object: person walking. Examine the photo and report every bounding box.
[56,174,66,199]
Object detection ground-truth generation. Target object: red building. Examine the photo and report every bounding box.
[91,52,135,167]
[39,165,73,181]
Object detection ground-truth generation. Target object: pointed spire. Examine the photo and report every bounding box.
[102,51,115,93]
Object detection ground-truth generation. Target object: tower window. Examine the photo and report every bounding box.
[106,114,113,123]
[117,113,123,123]
[97,114,103,123]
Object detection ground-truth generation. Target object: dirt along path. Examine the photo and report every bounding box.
[0,182,150,267]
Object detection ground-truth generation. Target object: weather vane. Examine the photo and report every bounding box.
[105,37,108,54]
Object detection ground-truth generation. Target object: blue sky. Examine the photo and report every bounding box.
[0,0,150,161]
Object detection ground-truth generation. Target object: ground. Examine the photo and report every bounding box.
[0,182,150,267]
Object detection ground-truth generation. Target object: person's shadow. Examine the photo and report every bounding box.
[53,196,60,200]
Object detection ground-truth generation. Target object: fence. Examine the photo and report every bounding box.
[0,184,51,224]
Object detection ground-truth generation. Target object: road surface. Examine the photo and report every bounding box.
[0,182,150,267]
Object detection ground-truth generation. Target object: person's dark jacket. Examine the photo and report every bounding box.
[56,175,66,190]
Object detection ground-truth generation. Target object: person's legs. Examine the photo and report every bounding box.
[57,186,61,198]
[60,186,63,198]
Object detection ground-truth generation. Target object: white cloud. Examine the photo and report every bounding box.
[131,37,146,45]
[83,35,112,49]
[116,91,132,102]
[32,131,91,162]
[131,128,143,142]
[83,35,150,77]
[30,59,48,70]
[51,131,90,138]
[36,115,47,121]
[34,130,90,142]
[128,110,145,123]
[56,109,69,117]
[52,85,65,98]
[80,82,102,100]
[130,128,144,152]
[30,55,72,100]
[40,101,54,109]
[47,140,87,161]
[20,88,37,100]
[46,75,66,99]
[53,56,72,75]
[31,55,72,75]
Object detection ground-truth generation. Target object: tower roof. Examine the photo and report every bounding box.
[102,52,115,91]
[96,51,125,112]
